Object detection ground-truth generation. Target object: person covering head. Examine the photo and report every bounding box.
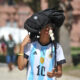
[18,8,66,80]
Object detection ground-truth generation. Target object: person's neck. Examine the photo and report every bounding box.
[39,37,50,46]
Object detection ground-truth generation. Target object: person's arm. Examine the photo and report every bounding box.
[17,35,31,70]
[47,44,66,78]
[47,64,62,78]
[54,64,62,77]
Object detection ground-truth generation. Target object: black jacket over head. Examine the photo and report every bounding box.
[24,8,65,41]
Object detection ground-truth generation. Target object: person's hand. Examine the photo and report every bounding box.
[21,35,31,47]
[47,68,56,78]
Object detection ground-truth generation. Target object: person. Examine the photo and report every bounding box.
[18,23,66,80]
[6,34,16,71]
[0,36,7,55]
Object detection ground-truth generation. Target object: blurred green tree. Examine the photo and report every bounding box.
[14,0,59,11]
[48,0,60,9]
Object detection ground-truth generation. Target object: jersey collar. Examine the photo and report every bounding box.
[38,39,51,46]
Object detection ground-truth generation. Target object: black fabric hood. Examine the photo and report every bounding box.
[24,8,65,33]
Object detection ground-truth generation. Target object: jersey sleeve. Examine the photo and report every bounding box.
[24,43,31,59]
[56,44,66,65]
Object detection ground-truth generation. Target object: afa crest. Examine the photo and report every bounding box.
[40,57,44,64]
[48,49,54,58]
[49,53,53,58]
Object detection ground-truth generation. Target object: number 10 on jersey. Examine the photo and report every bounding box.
[37,65,45,76]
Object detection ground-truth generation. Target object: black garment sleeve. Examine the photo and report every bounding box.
[57,59,66,65]
[24,54,29,59]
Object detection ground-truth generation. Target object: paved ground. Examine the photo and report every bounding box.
[0,63,80,80]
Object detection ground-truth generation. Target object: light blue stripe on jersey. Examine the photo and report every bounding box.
[28,43,36,80]
[38,47,47,80]
[47,46,55,80]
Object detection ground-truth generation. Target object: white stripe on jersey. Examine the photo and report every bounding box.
[43,47,52,80]
[37,47,46,80]
[43,45,55,80]
[27,42,37,80]
[27,64,31,80]
[33,43,41,80]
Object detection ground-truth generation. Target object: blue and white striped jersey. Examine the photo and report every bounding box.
[24,41,66,80]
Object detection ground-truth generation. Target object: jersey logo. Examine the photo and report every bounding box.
[33,51,37,55]
[40,57,44,64]
[49,53,53,58]
[48,50,53,58]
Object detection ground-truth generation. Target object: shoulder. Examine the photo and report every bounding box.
[56,43,62,49]
[24,41,38,53]
[52,42,62,49]
[25,41,37,48]
[56,43,64,54]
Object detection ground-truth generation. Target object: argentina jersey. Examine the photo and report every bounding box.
[24,41,66,80]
